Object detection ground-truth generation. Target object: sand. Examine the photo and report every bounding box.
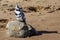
[0,0,60,40]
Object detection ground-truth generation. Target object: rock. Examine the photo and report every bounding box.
[6,21,30,38]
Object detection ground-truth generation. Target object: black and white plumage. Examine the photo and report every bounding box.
[14,5,26,22]
[6,5,36,38]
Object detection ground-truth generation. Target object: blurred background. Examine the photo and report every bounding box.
[0,0,60,40]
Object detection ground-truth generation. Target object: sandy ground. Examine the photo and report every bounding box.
[0,0,60,40]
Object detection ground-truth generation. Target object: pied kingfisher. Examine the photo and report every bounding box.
[14,5,26,23]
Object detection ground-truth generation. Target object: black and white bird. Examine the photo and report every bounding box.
[6,5,36,38]
[14,5,26,23]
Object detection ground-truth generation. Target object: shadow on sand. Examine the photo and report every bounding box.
[28,24,58,37]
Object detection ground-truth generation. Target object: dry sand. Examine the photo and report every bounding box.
[0,0,60,40]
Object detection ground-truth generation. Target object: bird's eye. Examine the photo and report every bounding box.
[15,13,18,15]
